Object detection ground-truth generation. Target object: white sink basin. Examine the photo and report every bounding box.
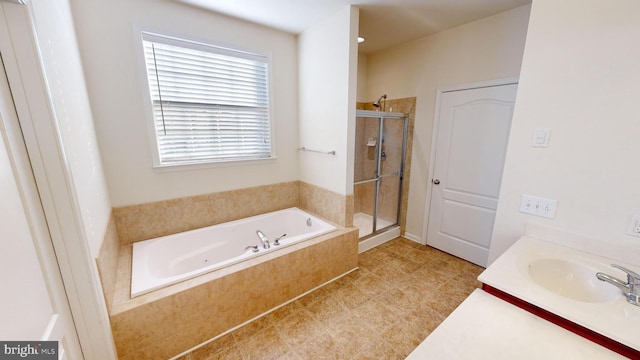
[528,258,620,303]
[479,236,640,352]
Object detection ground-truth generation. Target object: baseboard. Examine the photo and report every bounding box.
[402,232,424,245]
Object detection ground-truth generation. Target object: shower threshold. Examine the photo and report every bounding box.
[354,212,400,253]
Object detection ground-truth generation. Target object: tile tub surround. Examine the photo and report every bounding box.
[177,237,483,360]
[298,181,353,228]
[113,181,353,245]
[96,213,120,312]
[113,181,299,244]
[109,227,358,360]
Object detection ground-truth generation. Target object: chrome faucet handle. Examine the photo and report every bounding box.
[273,233,286,246]
[245,245,259,253]
[597,264,640,306]
[610,264,640,284]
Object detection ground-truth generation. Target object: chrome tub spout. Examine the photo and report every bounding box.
[256,230,270,249]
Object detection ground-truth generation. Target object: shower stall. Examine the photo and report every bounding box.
[354,110,408,250]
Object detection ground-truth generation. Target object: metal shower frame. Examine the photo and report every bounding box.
[354,109,409,238]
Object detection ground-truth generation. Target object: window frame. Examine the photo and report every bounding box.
[136,30,276,170]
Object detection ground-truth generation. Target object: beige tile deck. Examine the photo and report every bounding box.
[177,237,484,360]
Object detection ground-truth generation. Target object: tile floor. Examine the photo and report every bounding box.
[177,237,484,360]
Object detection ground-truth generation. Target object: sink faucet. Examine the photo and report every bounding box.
[596,264,640,306]
[256,230,270,249]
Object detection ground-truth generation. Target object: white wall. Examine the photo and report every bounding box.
[70,0,299,207]
[31,0,111,257]
[357,52,368,103]
[298,5,359,195]
[489,0,640,264]
[365,5,531,239]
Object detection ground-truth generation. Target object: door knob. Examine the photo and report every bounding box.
[433,179,440,185]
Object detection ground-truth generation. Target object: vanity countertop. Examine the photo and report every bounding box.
[478,236,640,352]
[406,289,625,359]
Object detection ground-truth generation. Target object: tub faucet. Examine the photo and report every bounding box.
[256,230,270,249]
[596,264,640,306]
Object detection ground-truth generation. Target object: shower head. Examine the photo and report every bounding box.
[373,94,387,108]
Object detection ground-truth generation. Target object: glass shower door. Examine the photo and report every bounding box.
[354,111,407,239]
[376,118,405,232]
[354,115,379,238]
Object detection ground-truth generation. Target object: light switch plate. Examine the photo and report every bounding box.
[519,194,557,219]
[627,214,640,238]
[532,128,550,148]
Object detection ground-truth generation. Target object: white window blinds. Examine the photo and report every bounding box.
[141,32,272,166]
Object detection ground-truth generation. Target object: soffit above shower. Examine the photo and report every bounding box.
[176,0,531,54]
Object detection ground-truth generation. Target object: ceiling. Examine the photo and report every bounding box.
[178,0,530,54]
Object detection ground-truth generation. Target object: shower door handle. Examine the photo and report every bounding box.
[432,179,440,185]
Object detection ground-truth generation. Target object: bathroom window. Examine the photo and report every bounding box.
[141,32,272,167]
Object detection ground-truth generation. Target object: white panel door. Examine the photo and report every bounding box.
[427,84,517,266]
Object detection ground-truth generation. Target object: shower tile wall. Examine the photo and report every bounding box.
[386,97,416,233]
[355,97,416,234]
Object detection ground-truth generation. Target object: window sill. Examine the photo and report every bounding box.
[152,156,277,173]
